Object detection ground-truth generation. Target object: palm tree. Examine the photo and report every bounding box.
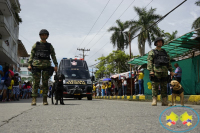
[108,19,129,50]
[164,30,178,43]
[129,7,162,56]
[195,0,200,6]
[192,0,200,35]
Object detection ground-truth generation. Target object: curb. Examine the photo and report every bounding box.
[93,95,200,105]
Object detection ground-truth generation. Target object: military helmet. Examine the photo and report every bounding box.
[39,29,49,36]
[154,37,164,46]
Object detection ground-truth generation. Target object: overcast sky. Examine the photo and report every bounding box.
[19,0,200,68]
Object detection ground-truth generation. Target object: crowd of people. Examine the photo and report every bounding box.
[93,69,145,96]
[0,65,53,102]
[93,63,182,97]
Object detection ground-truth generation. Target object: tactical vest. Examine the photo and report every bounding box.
[34,42,51,60]
[153,49,169,67]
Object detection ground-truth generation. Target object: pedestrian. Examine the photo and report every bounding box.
[137,69,144,95]
[96,84,99,96]
[38,87,40,97]
[118,80,122,96]
[101,83,105,96]
[113,79,118,96]
[13,73,20,101]
[99,85,101,96]
[134,76,139,95]
[167,71,172,95]
[0,65,4,101]
[1,66,12,102]
[40,89,43,97]
[28,29,58,106]
[111,82,115,96]
[107,82,111,96]
[49,85,52,98]
[20,82,26,99]
[93,84,96,96]
[7,77,14,101]
[147,37,174,106]
[9,66,14,78]
[122,78,127,96]
[27,82,31,99]
[174,63,182,83]
[22,83,28,99]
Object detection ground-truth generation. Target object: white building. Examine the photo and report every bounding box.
[20,53,31,82]
[0,0,28,72]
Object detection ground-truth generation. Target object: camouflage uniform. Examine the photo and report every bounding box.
[28,41,58,97]
[147,48,173,98]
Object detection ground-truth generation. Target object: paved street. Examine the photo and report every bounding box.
[0,98,199,133]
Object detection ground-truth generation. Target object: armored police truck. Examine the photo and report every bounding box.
[58,58,93,100]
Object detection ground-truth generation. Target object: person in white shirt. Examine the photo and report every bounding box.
[122,77,127,96]
[134,76,139,95]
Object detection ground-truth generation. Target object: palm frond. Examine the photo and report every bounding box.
[192,17,200,29]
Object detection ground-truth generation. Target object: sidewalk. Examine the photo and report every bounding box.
[93,95,200,105]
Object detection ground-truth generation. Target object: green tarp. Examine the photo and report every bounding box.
[128,32,199,65]
[143,55,200,95]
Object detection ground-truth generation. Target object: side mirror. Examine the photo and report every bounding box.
[91,76,95,81]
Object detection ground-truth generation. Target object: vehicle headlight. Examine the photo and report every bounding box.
[63,79,65,84]
[87,79,92,84]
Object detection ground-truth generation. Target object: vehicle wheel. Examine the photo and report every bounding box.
[87,96,92,100]
[78,97,82,100]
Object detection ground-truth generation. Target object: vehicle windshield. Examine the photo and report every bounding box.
[63,69,90,79]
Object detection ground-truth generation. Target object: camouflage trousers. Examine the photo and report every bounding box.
[152,72,168,98]
[32,67,49,97]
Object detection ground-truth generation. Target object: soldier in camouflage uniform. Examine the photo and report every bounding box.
[147,37,174,106]
[28,29,58,106]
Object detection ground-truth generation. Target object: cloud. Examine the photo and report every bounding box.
[190,11,198,19]
[168,22,175,26]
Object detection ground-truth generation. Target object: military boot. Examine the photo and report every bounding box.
[162,97,168,106]
[152,96,157,106]
[31,97,36,106]
[43,96,48,105]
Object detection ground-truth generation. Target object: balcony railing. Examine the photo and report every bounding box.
[0,15,19,41]
[0,15,10,30]
[0,39,18,64]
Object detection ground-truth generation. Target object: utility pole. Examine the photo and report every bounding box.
[77,48,90,60]
[129,32,133,96]
[79,54,88,59]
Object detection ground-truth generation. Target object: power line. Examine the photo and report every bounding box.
[87,0,153,61]
[19,34,34,46]
[81,0,125,49]
[72,0,111,55]
[82,0,139,57]
[87,41,109,60]
[85,0,152,56]
[88,0,187,68]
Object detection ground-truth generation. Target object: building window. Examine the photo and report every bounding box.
[20,71,27,75]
